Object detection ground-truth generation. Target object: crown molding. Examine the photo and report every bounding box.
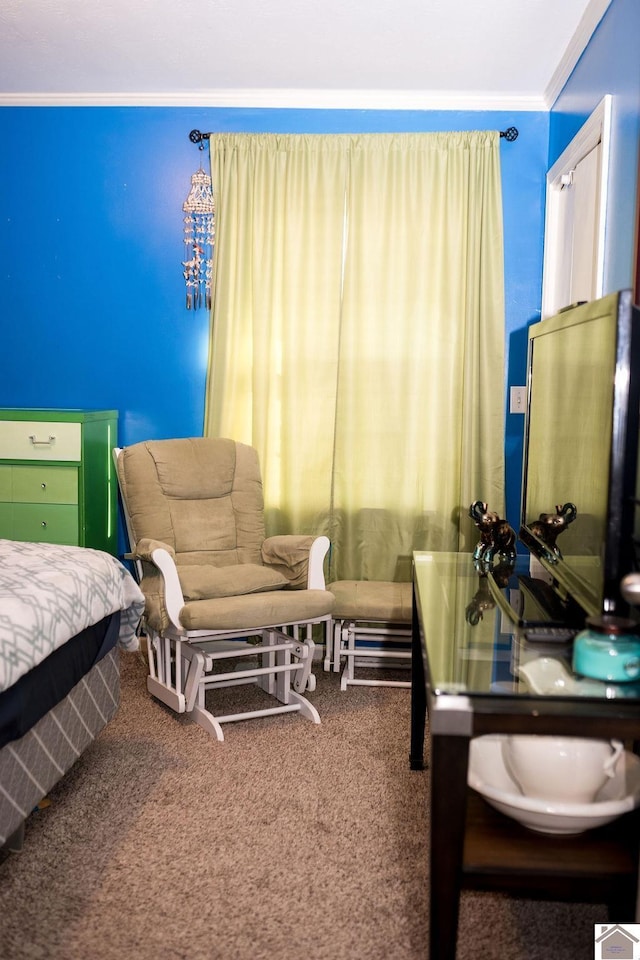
[0,1,611,115]
[544,0,612,108]
[0,88,547,112]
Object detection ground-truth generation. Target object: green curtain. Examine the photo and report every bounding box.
[204,132,505,582]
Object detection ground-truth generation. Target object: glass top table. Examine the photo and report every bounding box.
[412,550,640,706]
[410,551,640,960]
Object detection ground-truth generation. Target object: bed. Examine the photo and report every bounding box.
[0,538,145,852]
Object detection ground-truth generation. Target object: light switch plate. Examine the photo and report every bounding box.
[510,386,527,414]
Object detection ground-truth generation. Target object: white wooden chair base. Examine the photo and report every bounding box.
[145,623,325,741]
[336,621,412,690]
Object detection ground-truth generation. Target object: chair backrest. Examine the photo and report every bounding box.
[115,438,266,567]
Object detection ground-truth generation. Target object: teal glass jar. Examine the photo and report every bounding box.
[572,615,640,682]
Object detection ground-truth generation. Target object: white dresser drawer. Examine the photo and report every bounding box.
[0,420,82,461]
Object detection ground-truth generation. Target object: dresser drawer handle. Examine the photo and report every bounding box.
[29,434,56,446]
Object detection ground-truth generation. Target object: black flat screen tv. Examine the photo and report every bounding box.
[519,289,640,618]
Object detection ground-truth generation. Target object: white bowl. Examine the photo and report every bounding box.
[518,656,603,695]
[468,734,640,835]
[501,734,624,804]
[517,656,640,699]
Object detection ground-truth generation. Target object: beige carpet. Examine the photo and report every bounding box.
[0,651,603,959]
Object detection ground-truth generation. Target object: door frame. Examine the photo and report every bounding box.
[541,95,612,319]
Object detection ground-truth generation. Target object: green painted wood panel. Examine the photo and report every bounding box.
[6,503,78,544]
[10,465,78,504]
[0,502,11,531]
[0,466,10,500]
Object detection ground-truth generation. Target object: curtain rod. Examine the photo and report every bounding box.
[189,126,519,145]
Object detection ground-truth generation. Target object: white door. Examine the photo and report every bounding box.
[541,96,612,319]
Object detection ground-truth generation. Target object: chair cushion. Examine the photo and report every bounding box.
[180,589,335,631]
[117,438,266,564]
[177,563,288,601]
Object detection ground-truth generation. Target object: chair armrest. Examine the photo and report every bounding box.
[307,535,331,589]
[135,537,176,563]
[261,535,330,589]
[134,538,185,633]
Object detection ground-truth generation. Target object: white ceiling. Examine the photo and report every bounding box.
[0,0,611,110]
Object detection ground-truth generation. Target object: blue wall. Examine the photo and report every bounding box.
[1,0,638,540]
[549,0,640,294]
[0,106,548,529]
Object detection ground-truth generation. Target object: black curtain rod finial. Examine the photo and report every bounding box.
[189,129,210,145]
[500,126,519,142]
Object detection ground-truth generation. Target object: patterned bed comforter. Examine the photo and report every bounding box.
[0,539,145,693]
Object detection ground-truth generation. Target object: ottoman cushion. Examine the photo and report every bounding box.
[328,580,412,623]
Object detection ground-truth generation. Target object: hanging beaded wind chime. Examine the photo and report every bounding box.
[182,138,215,310]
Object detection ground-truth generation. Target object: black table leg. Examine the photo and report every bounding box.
[410,583,427,770]
[428,732,470,960]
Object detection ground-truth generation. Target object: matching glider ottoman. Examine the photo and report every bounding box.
[327,580,412,690]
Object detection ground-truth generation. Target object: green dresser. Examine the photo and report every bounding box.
[0,409,118,555]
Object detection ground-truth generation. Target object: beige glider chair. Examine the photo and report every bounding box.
[114,438,334,741]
